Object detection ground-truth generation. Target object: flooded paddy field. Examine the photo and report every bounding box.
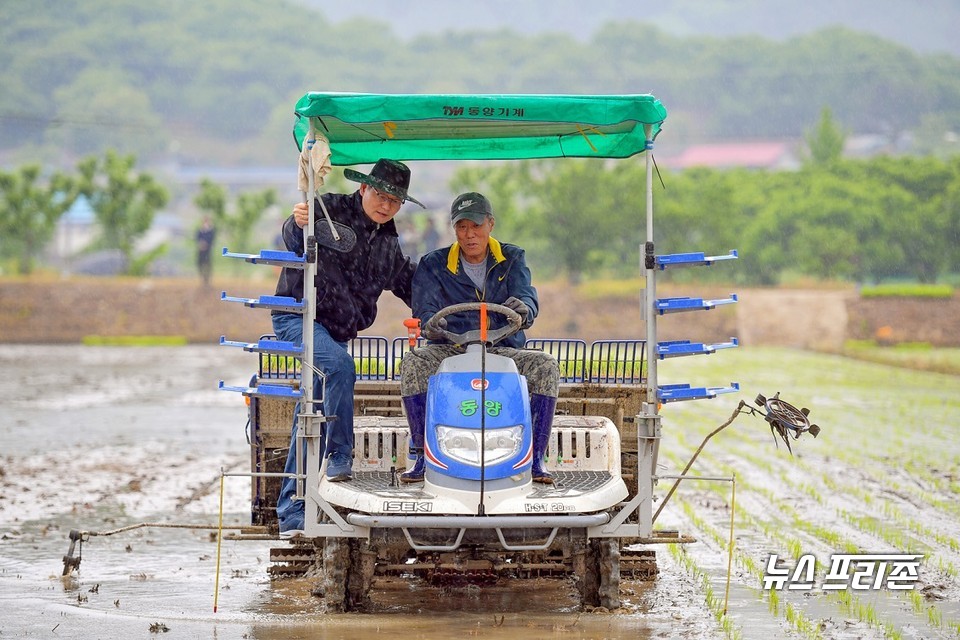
[1,345,958,639]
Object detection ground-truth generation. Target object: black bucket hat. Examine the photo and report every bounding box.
[344,159,425,208]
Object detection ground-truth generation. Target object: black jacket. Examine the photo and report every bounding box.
[272,191,415,342]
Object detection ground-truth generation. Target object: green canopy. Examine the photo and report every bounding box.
[293,93,667,166]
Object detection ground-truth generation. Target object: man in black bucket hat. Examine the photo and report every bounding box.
[343,159,425,209]
[272,158,423,537]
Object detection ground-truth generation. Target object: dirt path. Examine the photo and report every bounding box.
[736,288,851,350]
[4,277,958,350]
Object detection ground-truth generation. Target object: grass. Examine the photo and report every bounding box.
[668,544,743,640]
[264,346,647,383]
[673,490,825,640]
[262,355,391,378]
[654,346,960,638]
[669,452,924,640]
[859,283,954,298]
[831,591,903,640]
[841,341,960,375]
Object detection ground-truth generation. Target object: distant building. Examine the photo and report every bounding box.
[662,141,800,170]
[54,195,97,265]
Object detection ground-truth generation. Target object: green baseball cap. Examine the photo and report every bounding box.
[450,192,493,224]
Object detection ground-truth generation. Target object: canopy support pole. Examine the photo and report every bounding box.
[637,124,661,537]
[296,118,321,534]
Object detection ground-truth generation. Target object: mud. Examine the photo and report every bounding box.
[0,345,720,639]
[3,345,959,639]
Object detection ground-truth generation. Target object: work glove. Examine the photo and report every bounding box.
[421,316,448,341]
[502,296,532,329]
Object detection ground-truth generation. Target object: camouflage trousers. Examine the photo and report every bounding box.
[400,345,560,397]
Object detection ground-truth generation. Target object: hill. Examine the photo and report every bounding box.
[3,1,959,170]
[309,0,960,56]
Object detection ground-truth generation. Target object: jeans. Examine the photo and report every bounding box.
[272,313,356,524]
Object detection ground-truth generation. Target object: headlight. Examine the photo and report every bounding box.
[436,425,522,466]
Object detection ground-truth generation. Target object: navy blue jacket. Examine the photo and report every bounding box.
[412,238,538,348]
[272,191,415,342]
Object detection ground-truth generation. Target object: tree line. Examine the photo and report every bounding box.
[3,143,958,285]
[0,151,277,276]
[449,112,960,285]
[3,1,960,168]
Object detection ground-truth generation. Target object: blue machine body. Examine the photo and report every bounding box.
[424,368,532,482]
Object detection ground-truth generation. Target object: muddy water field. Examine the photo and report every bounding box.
[1,344,959,639]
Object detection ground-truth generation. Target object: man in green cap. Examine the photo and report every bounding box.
[399,191,560,485]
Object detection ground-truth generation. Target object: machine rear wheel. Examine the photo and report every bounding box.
[321,538,349,611]
[321,538,377,612]
[579,538,621,609]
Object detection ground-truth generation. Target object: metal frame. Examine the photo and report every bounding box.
[285,123,663,544]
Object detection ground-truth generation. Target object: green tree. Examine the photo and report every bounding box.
[737,165,903,284]
[0,165,77,274]
[738,172,807,285]
[8,3,960,167]
[453,152,960,286]
[194,179,227,225]
[194,178,277,258]
[804,106,847,166]
[77,150,169,276]
[945,157,960,276]
[452,159,632,282]
[857,156,958,283]
[528,160,619,281]
[232,189,278,255]
[654,167,746,283]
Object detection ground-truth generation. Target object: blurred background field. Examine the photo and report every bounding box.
[2,277,959,355]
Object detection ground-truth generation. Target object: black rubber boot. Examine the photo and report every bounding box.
[400,392,428,483]
[530,393,558,484]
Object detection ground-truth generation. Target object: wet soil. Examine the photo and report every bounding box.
[0,345,720,639]
[2,345,959,639]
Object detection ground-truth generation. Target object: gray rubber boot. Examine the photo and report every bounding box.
[400,392,427,483]
[530,393,557,484]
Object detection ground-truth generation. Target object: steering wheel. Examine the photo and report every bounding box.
[422,302,522,347]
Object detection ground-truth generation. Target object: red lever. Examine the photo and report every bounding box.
[403,318,421,347]
[479,303,488,343]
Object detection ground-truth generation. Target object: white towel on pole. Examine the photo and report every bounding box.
[297,131,333,193]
